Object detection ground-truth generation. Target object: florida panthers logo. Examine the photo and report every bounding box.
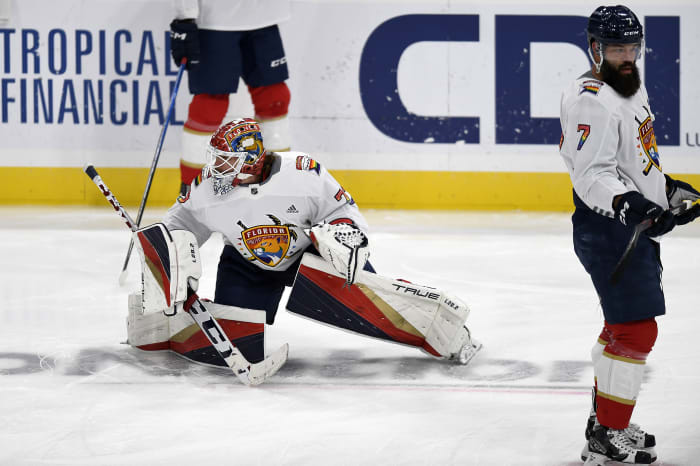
[637,116,661,175]
[222,119,264,157]
[238,215,299,267]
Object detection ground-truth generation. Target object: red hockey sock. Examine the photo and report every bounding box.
[595,319,657,429]
[248,82,290,119]
[180,159,203,185]
[184,93,229,132]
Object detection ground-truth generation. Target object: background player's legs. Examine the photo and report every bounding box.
[179,30,245,194]
[248,82,291,151]
[241,25,291,152]
[595,319,657,429]
[180,93,229,193]
[584,320,658,464]
[572,196,663,463]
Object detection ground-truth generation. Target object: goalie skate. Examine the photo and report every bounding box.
[446,326,482,365]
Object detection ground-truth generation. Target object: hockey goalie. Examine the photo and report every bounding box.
[126,118,481,382]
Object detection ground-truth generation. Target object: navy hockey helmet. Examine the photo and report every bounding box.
[587,5,643,71]
[587,5,643,46]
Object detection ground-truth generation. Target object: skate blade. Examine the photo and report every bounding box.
[581,444,591,462]
[583,451,654,465]
[583,452,612,465]
[582,442,657,464]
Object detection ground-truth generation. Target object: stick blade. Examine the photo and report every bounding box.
[247,343,289,386]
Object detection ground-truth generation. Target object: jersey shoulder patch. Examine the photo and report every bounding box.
[579,79,604,96]
[295,155,321,175]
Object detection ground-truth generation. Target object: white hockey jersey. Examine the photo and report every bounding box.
[163,152,369,272]
[559,71,668,218]
[172,0,290,31]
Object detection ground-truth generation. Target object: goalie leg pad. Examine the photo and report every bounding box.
[127,293,267,366]
[127,292,170,350]
[287,253,478,363]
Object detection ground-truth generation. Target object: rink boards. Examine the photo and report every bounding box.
[1,0,699,209]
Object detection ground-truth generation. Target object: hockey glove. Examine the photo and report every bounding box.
[169,19,200,67]
[613,191,676,237]
[310,222,370,287]
[665,174,700,225]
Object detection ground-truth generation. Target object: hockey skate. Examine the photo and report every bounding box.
[581,391,656,463]
[583,424,655,465]
[448,326,482,365]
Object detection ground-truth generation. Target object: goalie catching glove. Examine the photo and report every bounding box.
[310,221,370,286]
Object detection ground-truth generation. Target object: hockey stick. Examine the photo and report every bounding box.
[84,164,288,385]
[118,59,187,286]
[610,200,693,285]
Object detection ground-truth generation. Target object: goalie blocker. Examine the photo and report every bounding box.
[287,253,481,364]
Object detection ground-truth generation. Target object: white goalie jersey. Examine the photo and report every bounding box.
[162,152,369,272]
[559,71,668,218]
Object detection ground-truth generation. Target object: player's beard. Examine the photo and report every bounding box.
[600,60,641,97]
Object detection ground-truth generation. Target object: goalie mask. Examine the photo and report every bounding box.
[205,118,266,195]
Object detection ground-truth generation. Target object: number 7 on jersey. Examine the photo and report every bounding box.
[576,124,590,150]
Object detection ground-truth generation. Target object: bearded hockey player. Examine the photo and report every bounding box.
[169,0,292,196]
[126,118,480,380]
[559,5,700,465]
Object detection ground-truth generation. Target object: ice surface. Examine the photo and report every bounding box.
[1,207,698,465]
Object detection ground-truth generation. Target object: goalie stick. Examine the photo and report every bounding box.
[610,199,693,285]
[84,164,288,386]
[118,59,187,287]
